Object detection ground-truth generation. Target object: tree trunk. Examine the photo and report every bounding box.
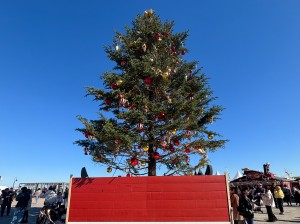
[148,144,156,176]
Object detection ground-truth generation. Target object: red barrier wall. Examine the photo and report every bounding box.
[68,175,230,223]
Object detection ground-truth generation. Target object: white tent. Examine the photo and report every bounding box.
[215,171,221,175]
[233,170,243,180]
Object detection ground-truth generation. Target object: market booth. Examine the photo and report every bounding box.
[67,175,231,224]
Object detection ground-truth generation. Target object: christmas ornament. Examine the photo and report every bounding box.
[141,161,146,166]
[173,139,180,146]
[186,130,191,140]
[115,44,119,51]
[170,46,176,53]
[163,31,170,37]
[120,59,127,67]
[185,156,189,165]
[155,33,162,41]
[107,167,112,173]
[116,80,123,86]
[84,147,88,155]
[196,146,205,154]
[157,112,166,120]
[172,157,178,164]
[143,146,149,152]
[153,152,160,159]
[169,144,175,152]
[144,76,152,85]
[161,138,167,148]
[120,97,127,107]
[105,99,111,105]
[137,123,143,131]
[185,148,190,153]
[118,35,123,42]
[130,157,138,166]
[142,43,147,52]
[181,49,186,55]
[126,173,131,177]
[208,134,214,139]
[110,83,117,90]
[171,129,177,135]
[84,131,90,138]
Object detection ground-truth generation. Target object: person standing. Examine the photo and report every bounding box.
[20,189,32,223]
[282,184,293,206]
[11,187,30,224]
[0,188,14,216]
[261,186,277,222]
[56,191,64,208]
[34,188,41,204]
[63,187,69,207]
[293,187,300,206]
[274,185,284,215]
[238,186,254,224]
[230,186,244,224]
[270,183,278,208]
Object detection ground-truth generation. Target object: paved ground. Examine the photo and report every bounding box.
[0,198,44,224]
[253,204,300,223]
[1,199,299,223]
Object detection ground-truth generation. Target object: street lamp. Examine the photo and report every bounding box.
[12,177,18,189]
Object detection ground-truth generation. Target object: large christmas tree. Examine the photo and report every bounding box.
[75,10,227,176]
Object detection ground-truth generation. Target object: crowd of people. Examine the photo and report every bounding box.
[230,183,300,224]
[0,185,69,223]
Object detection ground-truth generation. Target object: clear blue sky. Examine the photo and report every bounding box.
[1,0,299,187]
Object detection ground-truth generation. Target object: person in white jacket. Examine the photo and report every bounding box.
[44,186,57,206]
[261,186,278,222]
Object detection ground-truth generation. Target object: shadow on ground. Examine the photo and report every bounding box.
[0,207,41,224]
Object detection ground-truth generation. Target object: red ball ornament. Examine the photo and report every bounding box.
[153,152,160,159]
[181,49,186,55]
[173,139,180,146]
[126,173,131,177]
[185,148,190,153]
[157,112,166,120]
[84,147,88,155]
[130,157,138,166]
[155,33,161,41]
[105,99,111,105]
[120,59,127,67]
[110,83,117,90]
[144,76,152,85]
[84,131,90,138]
[163,32,170,37]
[169,144,175,152]
[170,46,176,53]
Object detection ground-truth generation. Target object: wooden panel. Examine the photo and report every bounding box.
[68,175,230,222]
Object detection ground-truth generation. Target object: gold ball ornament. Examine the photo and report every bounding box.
[171,129,177,135]
[208,134,214,139]
[116,80,123,86]
[142,43,147,52]
[141,161,146,166]
[143,146,149,152]
[107,167,112,173]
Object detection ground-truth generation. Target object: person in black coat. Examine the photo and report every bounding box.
[1,188,14,216]
[15,187,30,209]
[239,186,255,224]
